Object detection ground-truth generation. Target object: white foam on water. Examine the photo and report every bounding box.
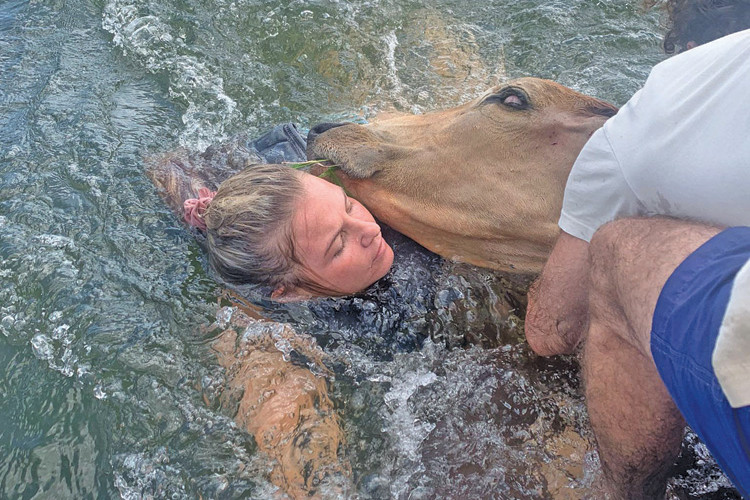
[67,163,104,197]
[30,323,77,378]
[383,31,415,112]
[35,233,75,249]
[383,369,438,460]
[382,368,438,498]
[110,382,280,498]
[672,437,735,495]
[30,334,54,361]
[1,315,14,337]
[270,326,294,361]
[213,306,235,330]
[339,339,503,497]
[93,383,107,400]
[102,0,238,150]
[113,448,188,500]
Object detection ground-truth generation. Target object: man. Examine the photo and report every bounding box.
[525,23,750,500]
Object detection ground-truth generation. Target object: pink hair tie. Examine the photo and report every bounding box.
[183,187,216,231]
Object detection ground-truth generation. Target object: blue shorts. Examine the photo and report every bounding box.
[651,226,750,497]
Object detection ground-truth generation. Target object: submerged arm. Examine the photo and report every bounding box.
[213,315,352,498]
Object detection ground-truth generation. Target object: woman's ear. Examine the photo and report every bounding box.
[270,285,288,300]
[270,285,311,302]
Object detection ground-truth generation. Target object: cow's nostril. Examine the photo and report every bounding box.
[307,122,347,143]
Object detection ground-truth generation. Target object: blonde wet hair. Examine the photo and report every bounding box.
[203,164,305,293]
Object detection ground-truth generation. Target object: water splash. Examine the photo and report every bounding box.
[383,31,412,112]
[102,0,238,150]
[113,448,189,499]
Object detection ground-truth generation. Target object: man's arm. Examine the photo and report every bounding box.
[525,231,590,356]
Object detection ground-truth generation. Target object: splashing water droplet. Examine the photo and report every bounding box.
[94,384,108,400]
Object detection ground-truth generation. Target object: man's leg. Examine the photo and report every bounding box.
[584,217,721,499]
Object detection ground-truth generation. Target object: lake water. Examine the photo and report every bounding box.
[0,0,740,498]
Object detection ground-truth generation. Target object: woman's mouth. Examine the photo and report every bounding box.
[372,234,385,264]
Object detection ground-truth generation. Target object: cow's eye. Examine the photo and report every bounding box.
[485,87,530,110]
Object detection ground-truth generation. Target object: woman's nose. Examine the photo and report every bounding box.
[354,219,381,248]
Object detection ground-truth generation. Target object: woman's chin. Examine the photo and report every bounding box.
[358,244,395,292]
[375,244,395,281]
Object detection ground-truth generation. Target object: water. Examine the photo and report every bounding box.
[0,0,740,498]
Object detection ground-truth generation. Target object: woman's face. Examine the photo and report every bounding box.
[287,173,394,296]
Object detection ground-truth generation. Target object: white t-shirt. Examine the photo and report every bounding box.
[558,29,750,407]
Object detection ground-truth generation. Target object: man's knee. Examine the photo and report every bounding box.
[588,217,723,353]
[588,218,651,280]
[525,277,581,356]
[588,218,671,351]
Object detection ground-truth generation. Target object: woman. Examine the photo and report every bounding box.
[183,164,395,300]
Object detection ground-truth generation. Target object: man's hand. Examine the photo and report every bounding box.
[525,231,590,356]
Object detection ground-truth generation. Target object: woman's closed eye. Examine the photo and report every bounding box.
[332,231,346,259]
[332,231,345,258]
[330,194,352,258]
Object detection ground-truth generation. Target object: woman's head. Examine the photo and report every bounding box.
[288,172,394,297]
[650,0,750,53]
[186,164,394,299]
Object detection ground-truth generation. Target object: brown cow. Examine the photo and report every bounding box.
[306,77,617,274]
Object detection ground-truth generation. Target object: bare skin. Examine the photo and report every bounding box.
[212,312,351,499]
[306,77,617,274]
[583,217,721,499]
[525,231,590,356]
